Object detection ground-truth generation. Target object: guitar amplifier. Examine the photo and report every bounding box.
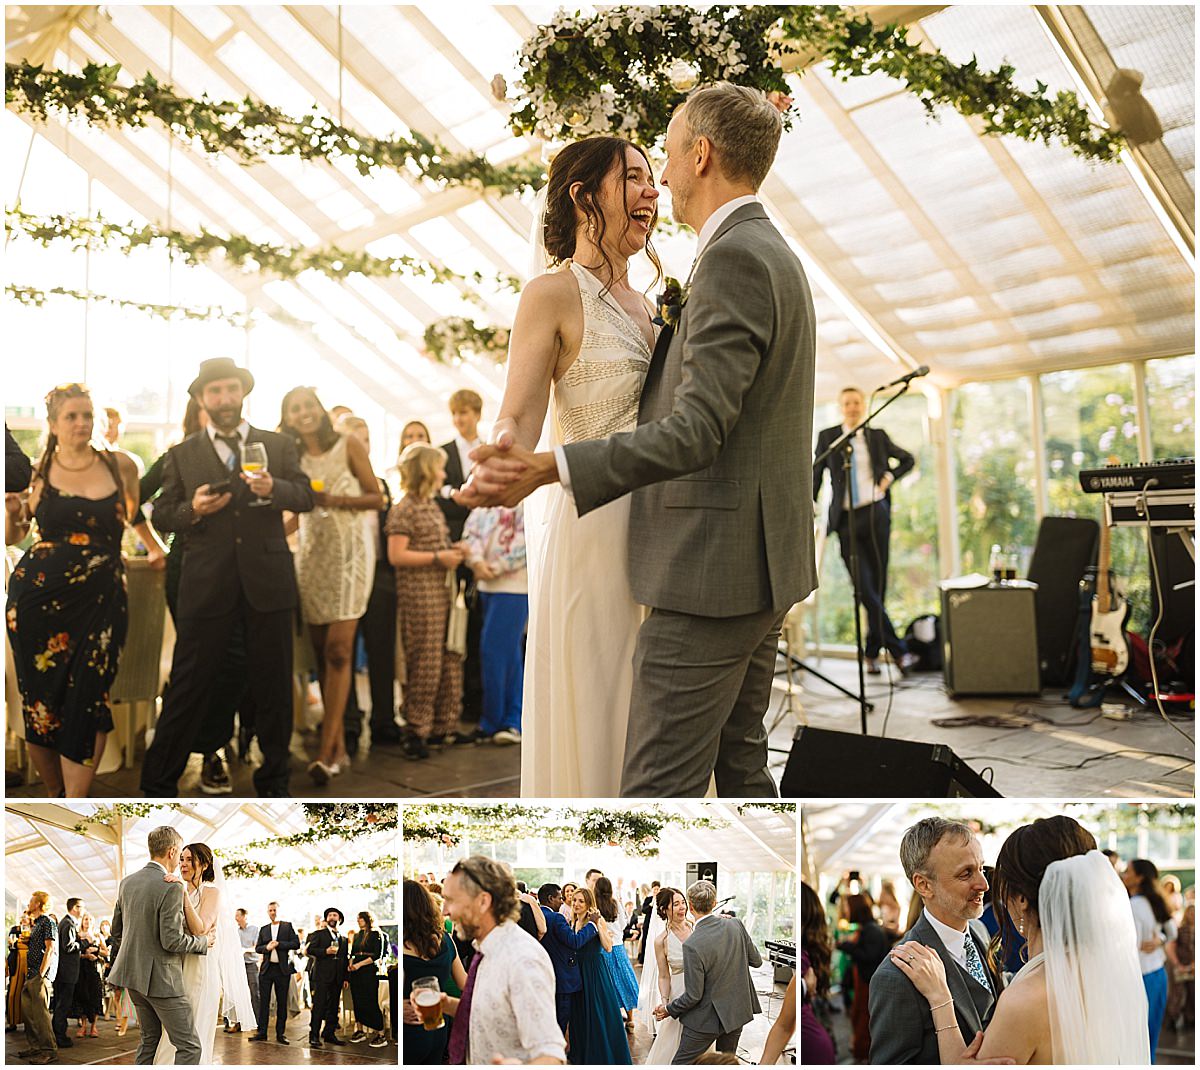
[941,583,1041,696]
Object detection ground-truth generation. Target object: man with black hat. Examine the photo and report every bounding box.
[305,907,348,1049]
[140,358,313,797]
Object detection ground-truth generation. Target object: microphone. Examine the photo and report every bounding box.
[881,365,930,389]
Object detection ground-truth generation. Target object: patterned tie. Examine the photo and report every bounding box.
[217,432,241,472]
[962,932,990,992]
[447,950,482,1064]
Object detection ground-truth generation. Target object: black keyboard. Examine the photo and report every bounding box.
[1079,458,1195,493]
[765,939,796,970]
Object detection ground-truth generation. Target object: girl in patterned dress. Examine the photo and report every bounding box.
[386,443,465,760]
[280,387,383,786]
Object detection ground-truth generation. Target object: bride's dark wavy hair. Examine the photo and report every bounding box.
[992,815,1095,962]
[183,842,216,883]
[541,136,662,293]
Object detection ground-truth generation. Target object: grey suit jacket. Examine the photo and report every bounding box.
[563,203,817,618]
[666,914,763,1036]
[107,862,208,999]
[868,912,996,1064]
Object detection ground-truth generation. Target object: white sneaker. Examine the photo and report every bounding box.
[491,729,522,745]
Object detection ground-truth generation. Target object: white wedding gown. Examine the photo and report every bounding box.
[646,930,689,1064]
[155,883,221,1065]
[521,261,655,797]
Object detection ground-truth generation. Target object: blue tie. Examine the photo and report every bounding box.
[848,437,859,509]
[963,933,990,992]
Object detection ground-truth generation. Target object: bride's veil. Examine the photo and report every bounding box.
[1039,849,1149,1064]
[212,857,257,1033]
[635,901,666,1032]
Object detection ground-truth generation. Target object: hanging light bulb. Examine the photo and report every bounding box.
[667,59,699,92]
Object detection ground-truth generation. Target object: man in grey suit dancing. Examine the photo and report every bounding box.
[463,82,817,797]
[107,826,213,1064]
[868,817,996,1063]
[654,880,762,1063]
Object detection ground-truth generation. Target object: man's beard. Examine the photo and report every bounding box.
[453,918,477,942]
[206,404,243,431]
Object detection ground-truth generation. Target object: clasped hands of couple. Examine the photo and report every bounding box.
[159,870,217,948]
[453,431,554,510]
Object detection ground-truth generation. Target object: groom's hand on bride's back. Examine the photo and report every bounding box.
[207,932,216,947]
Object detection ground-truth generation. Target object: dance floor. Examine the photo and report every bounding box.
[3,1008,397,1065]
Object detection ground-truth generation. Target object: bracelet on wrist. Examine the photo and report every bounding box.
[930,997,953,1012]
[935,1024,959,1034]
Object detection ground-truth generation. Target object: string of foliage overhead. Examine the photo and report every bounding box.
[5,60,545,194]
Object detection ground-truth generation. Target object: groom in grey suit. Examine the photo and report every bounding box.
[655,880,762,1062]
[869,817,996,1063]
[463,82,817,797]
[107,826,213,1064]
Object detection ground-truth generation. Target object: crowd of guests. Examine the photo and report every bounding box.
[402,861,795,1065]
[5,362,529,796]
[800,846,1195,1064]
[5,890,395,1062]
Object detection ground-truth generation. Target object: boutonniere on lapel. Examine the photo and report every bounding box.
[654,276,691,330]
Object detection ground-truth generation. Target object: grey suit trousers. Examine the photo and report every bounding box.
[128,989,202,1065]
[621,605,785,797]
[671,1023,742,1063]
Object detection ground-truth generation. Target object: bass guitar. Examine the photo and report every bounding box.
[1068,510,1131,707]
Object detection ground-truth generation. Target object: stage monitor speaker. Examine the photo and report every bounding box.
[941,584,1041,696]
[686,862,718,888]
[1027,516,1098,685]
[1149,526,1196,645]
[780,727,1002,797]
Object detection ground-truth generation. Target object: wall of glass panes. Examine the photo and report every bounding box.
[815,354,1195,647]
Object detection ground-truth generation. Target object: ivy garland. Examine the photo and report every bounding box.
[222,803,398,857]
[402,804,726,858]
[221,854,399,886]
[8,283,257,328]
[5,61,546,195]
[6,207,522,298]
[71,802,184,833]
[738,803,797,815]
[423,316,511,363]
[511,5,1122,162]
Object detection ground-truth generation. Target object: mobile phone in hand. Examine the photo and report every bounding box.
[207,479,233,495]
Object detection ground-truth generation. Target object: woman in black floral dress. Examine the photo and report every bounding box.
[6,383,140,797]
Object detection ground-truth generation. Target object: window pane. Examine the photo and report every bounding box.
[1145,355,1196,458]
[952,379,1039,575]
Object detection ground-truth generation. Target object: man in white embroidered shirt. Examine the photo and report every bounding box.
[417,855,564,1065]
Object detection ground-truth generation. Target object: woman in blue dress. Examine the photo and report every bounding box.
[593,877,640,1028]
[567,887,631,1065]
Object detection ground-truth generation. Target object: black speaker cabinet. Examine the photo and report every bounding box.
[941,584,1041,696]
[685,862,718,888]
[780,727,1002,797]
[1027,516,1098,685]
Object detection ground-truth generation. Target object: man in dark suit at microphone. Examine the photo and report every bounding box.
[813,385,918,675]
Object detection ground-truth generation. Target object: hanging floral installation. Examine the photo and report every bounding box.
[423,316,512,363]
[509,5,1122,161]
[5,60,545,194]
[6,207,522,297]
[403,804,726,858]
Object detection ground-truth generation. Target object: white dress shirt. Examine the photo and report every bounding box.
[555,195,762,493]
[467,920,566,1065]
[923,908,970,970]
[269,922,280,963]
[206,420,251,468]
[1130,895,1176,974]
[841,424,884,510]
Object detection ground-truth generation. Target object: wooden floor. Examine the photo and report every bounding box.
[4,1008,397,1065]
[6,657,1192,799]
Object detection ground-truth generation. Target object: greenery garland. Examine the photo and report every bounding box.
[6,61,546,195]
[423,316,511,363]
[6,207,522,298]
[221,854,399,885]
[402,804,726,858]
[8,283,256,328]
[511,5,1122,162]
[738,803,797,815]
[71,802,184,834]
[222,803,398,857]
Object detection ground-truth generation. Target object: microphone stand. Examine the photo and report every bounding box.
[811,381,914,735]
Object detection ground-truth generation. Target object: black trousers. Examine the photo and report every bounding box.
[310,977,340,1040]
[836,500,907,660]
[256,965,290,1038]
[458,565,484,721]
[142,592,293,796]
[51,977,75,1039]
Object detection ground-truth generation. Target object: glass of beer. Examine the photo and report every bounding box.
[242,442,271,507]
[412,976,444,1031]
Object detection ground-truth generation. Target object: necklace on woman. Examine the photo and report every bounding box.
[53,448,96,472]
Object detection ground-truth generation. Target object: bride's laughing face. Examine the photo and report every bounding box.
[587,145,659,261]
[179,849,194,882]
[671,892,688,924]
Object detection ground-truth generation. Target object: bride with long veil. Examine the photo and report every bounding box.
[891,815,1150,1064]
[154,843,257,1064]
[638,887,695,1063]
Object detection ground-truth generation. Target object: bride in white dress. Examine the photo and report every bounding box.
[644,887,696,1064]
[891,817,1149,1064]
[485,137,662,797]
[155,843,256,1064]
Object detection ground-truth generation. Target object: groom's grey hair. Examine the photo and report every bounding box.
[683,82,782,189]
[686,880,718,915]
[147,825,183,858]
[900,817,974,883]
